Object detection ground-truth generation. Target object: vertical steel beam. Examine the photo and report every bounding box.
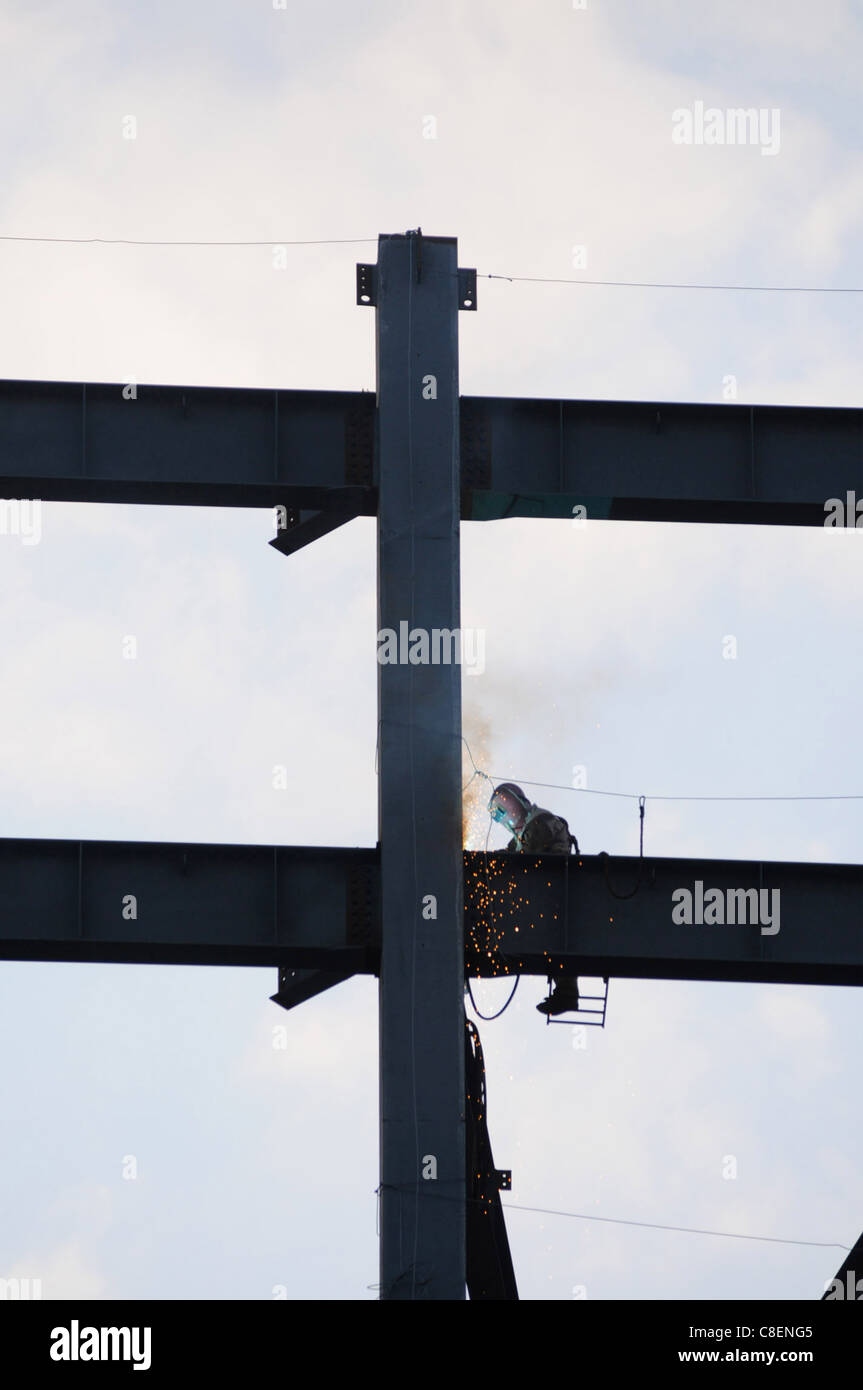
[376,232,465,1299]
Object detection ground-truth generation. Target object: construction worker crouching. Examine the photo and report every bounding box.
[488,782,581,1017]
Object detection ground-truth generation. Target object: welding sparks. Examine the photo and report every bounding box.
[461,718,555,984]
[464,848,548,980]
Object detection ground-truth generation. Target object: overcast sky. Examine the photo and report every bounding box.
[1,0,862,1301]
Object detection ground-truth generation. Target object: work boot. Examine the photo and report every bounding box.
[536,979,580,1016]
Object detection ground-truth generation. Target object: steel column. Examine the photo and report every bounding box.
[376,232,466,1299]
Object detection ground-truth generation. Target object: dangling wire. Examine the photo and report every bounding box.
[598,795,646,900]
[467,974,520,1020]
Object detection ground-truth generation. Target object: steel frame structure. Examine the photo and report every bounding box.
[1,230,861,1299]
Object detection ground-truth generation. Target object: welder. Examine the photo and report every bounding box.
[488,782,581,1017]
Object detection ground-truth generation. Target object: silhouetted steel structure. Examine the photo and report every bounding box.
[373,234,466,1298]
[823,1232,863,1299]
[3,842,863,986]
[1,230,861,1299]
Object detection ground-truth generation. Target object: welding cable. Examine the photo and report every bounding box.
[467,975,520,1021]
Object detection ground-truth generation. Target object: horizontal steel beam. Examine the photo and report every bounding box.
[461,396,863,524]
[2,840,861,986]
[0,838,378,969]
[465,851,863,986]
[2,379,861,525]
[0,380,376,509]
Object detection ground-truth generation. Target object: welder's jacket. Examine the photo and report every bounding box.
[507,807,573,855]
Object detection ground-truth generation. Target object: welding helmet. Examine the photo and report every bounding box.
[488,783,532,833]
